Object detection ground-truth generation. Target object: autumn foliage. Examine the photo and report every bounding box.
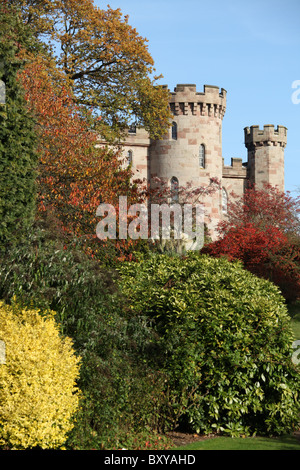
[0,0,172,261]
[8,0,172,141]
[18,56,145,260]
[0,301,81,449]
[1,2,300,450]
[202,185,300,302]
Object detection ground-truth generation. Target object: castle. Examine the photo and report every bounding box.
[107,84,287,239]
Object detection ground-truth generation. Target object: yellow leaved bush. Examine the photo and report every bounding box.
[0,301,81,449]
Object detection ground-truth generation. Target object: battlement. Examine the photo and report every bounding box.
[173,84,197,93]
[244,125,287,149]
[222,158,247,179]
[169,84,226,119]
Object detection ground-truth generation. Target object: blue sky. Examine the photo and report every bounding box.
[95,0,300,194]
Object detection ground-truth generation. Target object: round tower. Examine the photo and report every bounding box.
[244,125,287,191]
[149,83,227,236]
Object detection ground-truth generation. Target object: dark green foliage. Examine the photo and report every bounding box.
[119,253,300,437]
[0,6,38,250]
[0,221,171,449]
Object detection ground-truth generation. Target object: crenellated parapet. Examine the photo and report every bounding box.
[222,157,247,179]
[244,125,287,149]
[168,84,227,120]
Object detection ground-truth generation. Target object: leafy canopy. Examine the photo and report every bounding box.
[18,54,146,261]
[8,0,172,141]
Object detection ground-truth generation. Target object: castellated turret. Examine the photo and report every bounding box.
[115,83,287,240]
[244,125,287,192]
[150,84,227,233]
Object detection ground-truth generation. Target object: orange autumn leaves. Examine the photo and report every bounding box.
[19,57,137,255]
[10,0,171,260]
[10,0,171,141]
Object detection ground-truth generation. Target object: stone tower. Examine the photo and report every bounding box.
[102,83,287,241]
[244,125,287,191]
[149,84,227,234]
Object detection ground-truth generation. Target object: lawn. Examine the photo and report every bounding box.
[289,301,300,340]
[174,435,300,450]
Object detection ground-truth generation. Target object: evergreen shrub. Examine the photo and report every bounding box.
[119,253,300,436]
[0,301,81,449]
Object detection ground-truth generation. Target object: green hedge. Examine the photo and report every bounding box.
[119,253,300,437]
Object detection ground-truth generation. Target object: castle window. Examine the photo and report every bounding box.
[128,123,136,134]
[127,150,133,166]
[222,188,228,214]
[199,144,205,168]
[170,176,179,203]
[172,122,177,140]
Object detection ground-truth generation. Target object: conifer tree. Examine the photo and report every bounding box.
[0,6,38,250]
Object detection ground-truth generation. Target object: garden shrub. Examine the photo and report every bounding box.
[0,226,171,449]
[119,253,300,437]
[0,300,81,449]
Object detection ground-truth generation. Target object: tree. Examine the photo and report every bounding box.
[8,0,172,141]
[202,185,300,302]
[1,1,170,262]
[0,5,38,250]
[217,184,300,237]
[18,55,145,259]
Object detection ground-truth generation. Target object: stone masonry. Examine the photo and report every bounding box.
[101,83,287,239]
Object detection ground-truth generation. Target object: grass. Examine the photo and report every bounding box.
[174,435,300,450]
[288,301,300,340]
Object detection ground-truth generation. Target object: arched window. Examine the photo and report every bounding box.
[172,121,177,140]
[127,150,133,166]
[222,188,228,214]
[199,144,205,168]
[170,176,179,203]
